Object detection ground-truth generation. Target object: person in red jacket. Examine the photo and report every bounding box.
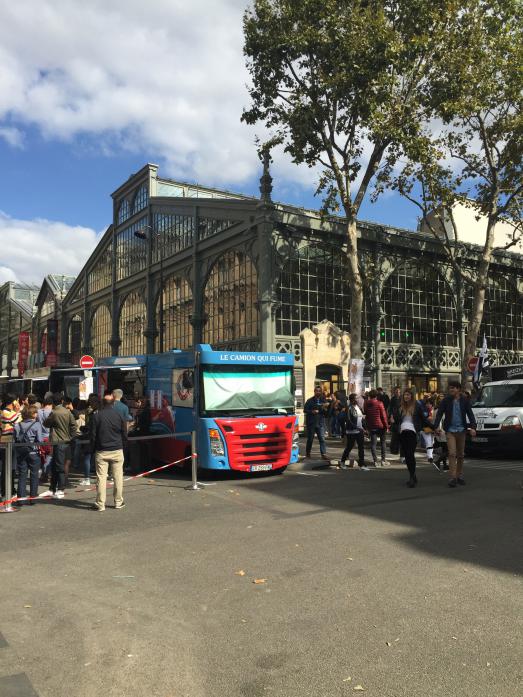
[363,389,389,467]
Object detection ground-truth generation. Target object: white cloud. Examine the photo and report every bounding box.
[0,0,265,185]
[0,0,410,206]
[0,126,24,148]
[0,211,102,284]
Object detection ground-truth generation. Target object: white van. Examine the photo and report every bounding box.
[469,379,523,455]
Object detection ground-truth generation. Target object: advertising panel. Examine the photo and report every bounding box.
[17,332,30,376]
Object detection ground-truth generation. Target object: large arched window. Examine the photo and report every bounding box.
[68,314,83,364]
[467,275,523,351]
[202,251,258,346]
[382,263,457,346]
[132,184,148,215]
[88,242,113,294]
[119,291,146,356]
[90,304,112,359]
[156,276,193,351]
[117,199,130,225]
[276,243,371,338]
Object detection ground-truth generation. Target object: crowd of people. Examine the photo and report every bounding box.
[304,381,477,488]
[0,389,152,511]
[1,379,480,510]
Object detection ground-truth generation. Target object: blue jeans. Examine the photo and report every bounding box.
[83,451,94,478]
[16,451,40,499]
[330,415,340,436]
[306,425,326,455]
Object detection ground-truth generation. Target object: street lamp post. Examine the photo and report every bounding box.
[134,227,164,353]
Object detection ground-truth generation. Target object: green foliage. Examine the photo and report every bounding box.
[242,0,460,218]
[378,0,522,242]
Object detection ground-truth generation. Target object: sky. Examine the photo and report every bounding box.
[0,0,418,286]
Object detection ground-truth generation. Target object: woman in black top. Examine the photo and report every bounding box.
[395,389,433,488]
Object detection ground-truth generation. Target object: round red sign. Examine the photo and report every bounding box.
[467,356,479,373]
[79,355,95,369]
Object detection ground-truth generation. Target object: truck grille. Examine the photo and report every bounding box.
[216,418,293,471]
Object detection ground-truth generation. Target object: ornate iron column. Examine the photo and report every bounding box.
[190,205,205,346]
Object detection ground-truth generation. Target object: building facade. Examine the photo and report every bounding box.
[0,282,39,379]
[50,162,523,404]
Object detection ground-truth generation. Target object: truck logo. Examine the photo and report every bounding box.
[255,422,268,431]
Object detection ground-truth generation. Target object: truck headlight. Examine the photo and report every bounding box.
[500,416,522,431]
[208,428,225,456]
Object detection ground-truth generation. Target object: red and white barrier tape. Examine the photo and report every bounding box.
[0,453,194,508]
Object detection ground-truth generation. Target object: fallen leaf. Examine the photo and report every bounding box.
[235,570,246,576]
[354,686,365,692]
[253,578,267,584]
[23,605,32,608]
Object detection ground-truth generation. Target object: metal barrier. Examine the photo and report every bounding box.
[0,441,16,513]
[185,430,202,491]
[1,429,201,510]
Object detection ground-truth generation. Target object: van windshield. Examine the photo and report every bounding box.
[202,366,294,416]
[474,383,523,408]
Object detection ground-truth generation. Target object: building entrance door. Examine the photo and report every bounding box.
[315,363,343,396]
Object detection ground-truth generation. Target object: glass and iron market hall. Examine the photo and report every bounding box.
[3,162,523,402]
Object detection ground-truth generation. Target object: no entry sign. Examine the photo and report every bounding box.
[467,356,479,373]
[79,355,95,369]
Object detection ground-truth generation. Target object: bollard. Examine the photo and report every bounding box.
[185,431,202,491]
[1,441,18,513]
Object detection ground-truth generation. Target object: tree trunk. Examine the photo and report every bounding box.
[461,217,496,385]
[345,217,363,359]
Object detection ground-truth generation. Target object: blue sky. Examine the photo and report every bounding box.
[0,127,417,233]
[0,0,419,284]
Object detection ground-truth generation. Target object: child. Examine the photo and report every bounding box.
[433,431,449,471]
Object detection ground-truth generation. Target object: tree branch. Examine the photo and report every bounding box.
[352,140,388,213]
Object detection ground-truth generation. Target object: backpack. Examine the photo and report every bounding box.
[16,421,37,457]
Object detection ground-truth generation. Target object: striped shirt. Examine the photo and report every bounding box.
[1,408,22,439]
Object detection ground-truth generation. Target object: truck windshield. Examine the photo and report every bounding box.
[202,366,294,415]
[474,383,523,408]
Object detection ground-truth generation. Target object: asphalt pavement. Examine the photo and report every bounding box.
[0,439,521,697]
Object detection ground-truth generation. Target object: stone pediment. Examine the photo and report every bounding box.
[300,320,351,398]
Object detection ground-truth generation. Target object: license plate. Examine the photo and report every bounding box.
[472,437,488,443]
[251,464,272,472]
[476,419,484,430]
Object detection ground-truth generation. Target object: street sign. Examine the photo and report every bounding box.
[79,355,95,369]
[467,356,479,373]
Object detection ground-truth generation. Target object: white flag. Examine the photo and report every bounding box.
[474,335,489,387]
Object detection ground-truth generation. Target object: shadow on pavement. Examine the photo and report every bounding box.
[244,463,523,578]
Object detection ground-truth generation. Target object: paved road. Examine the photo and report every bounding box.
[0,446,521,697]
